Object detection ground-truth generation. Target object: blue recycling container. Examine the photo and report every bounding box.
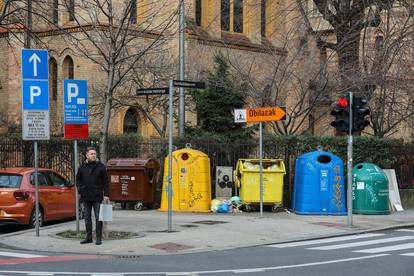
[292,151,346,215]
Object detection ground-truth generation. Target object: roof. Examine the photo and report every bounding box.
[0,167,53,174]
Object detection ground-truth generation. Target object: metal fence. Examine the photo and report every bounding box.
[0,138,413,206]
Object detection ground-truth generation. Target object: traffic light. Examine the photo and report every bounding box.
[353,97,370,132]
[331,96,350,133]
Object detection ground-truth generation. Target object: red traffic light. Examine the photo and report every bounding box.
[338,97,349,107]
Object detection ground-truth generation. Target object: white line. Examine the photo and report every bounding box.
[354,242,414,253]
[234,269,265,273]
[309,236,414,250]
[400,252,414,257]
[266,233,385,248]
[0,254,389,275]
[27,273,55,276]
[395,229,414,233]
[0,251,45,258]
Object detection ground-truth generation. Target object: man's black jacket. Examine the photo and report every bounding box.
[76,160,109,201]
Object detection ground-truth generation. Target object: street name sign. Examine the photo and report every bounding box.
[172,80,205,89]
[234,107,286,123]
[136,87,169,96]
[63,80,88,139]
[21,49,50,140]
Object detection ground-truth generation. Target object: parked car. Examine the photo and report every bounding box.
[0,167,82,227]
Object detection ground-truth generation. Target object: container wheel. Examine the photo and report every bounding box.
[271,205,281,213]
[244,204,252,212]
[134,201,144,211]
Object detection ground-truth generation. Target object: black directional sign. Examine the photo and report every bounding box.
[136,87,169,96]
[173,80,205,89]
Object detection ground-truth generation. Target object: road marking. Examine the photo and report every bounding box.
[0,254,389,275]
[234,268,265,273]
[354,242,414,253]
[27,273,55,276]
[309,236,414,250]
[0,251,45,258]
[395,229,414,233]
[400,252,414,257]
[266,233,384,248]
[0,255,111,266]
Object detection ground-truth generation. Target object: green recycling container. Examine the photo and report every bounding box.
[352,163,390,215]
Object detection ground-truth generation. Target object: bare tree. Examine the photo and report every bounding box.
[53,0,177,163]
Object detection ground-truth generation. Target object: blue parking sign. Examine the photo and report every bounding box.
[21,49,48,80]
[64,80,88,124]
[22,80,49,110]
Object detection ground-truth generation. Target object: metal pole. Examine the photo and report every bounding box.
[347,92,353,227]
[74,140,80,234]
[259,122,263,218]
[34,141,40,236]
[168,80,173,232]
[25,0,32,49]
[178,0,185,138]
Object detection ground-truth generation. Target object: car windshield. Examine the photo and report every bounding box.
[0,174,23,188]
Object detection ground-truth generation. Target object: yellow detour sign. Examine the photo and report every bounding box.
[246,107,286,122]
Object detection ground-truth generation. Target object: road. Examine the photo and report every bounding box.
[0,228,413,275]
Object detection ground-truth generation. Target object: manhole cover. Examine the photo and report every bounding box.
[192,220,229,225]
[149,242,194,252]
[180,224,199,228]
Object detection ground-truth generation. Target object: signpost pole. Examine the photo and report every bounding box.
[168,80,173,232]
[259,121,263,218]
[34,141,40,236]
[347,92,353,227]
[74,140,79,234]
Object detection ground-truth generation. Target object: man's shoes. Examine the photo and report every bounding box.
[80,239,93,244]
[95,240,102,245]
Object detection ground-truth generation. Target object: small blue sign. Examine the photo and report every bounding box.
[63,80,88,124]
[22,80,49,110]
[21,49,48,80]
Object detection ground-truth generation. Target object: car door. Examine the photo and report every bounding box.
[30,171,58,221]
[45,171,75,219]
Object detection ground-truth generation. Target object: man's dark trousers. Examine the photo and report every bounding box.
[84,200,102,242]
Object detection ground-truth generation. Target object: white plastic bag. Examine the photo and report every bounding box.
[99,203,113,222]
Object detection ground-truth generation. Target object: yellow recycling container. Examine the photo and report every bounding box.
[234,159,286,211]
[159,148,211,212]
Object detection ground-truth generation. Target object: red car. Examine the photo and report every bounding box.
[0,167,80,227]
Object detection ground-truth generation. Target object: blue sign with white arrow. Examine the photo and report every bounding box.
[63,80,88,124]
[21,49,48,80]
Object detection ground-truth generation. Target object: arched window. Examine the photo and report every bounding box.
[53,0,59,24]
[68,0,75,21]
[49,57,58,100]
[123,108,138,134]
[221,0,243,33]
[375,35,384,50]
[130,0,137,24]
[195,0,202,26]
[63,55,74,79]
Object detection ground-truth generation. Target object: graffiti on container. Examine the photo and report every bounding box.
[188,181,202,207]
[366,185,378,203]
[332,175,343,210]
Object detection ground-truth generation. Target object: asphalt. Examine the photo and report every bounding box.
[1,208,414,256]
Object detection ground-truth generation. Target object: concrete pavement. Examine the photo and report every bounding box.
[1,209,414,256]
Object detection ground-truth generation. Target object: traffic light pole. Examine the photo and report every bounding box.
[347,92,353,227]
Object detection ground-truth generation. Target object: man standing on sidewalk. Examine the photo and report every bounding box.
[76,147,109,245]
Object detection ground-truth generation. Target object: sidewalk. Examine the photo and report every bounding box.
[1,209,414,256]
